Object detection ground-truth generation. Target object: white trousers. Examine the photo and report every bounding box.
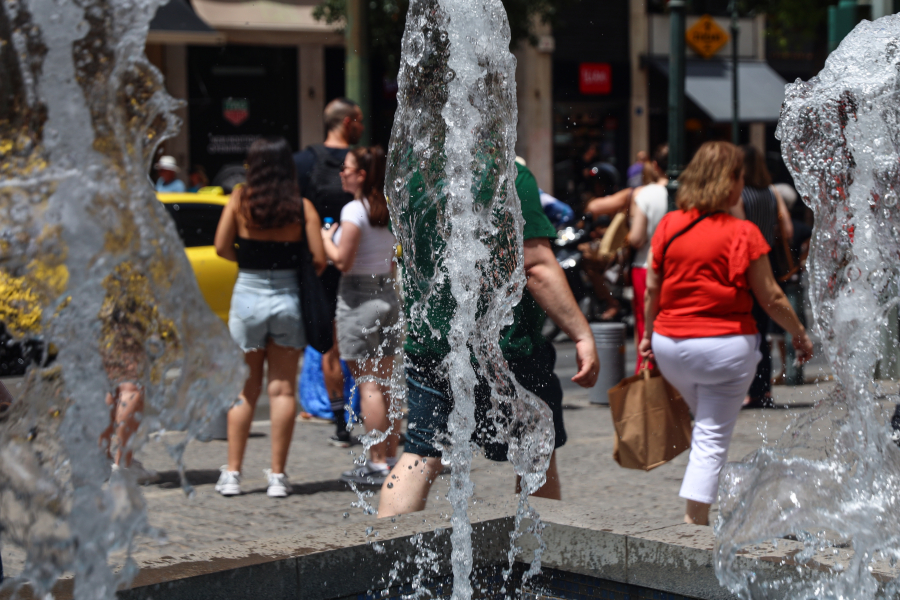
[652,332,761,504]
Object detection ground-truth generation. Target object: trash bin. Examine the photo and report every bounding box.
[590,322,626,405]
[201,409,228,441]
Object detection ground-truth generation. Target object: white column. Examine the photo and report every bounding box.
[514,20,554,191]
[629,0,649,161]
[164,44,190,181]
[872,0,893,19]
[298,44,325,150]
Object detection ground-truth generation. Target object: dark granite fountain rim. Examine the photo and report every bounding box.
[5,496,897,600]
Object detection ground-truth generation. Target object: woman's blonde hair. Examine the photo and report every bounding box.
[676,141,744,212]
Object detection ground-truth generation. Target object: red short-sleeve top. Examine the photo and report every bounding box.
[650,209,770,338]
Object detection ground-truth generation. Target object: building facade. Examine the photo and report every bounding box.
[146,0,341,187]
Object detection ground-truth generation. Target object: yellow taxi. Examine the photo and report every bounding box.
[157,190,237,322]
[0,190,237,375]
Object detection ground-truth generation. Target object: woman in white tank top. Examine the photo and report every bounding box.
[628,146,669,372]
[322,146,401,486]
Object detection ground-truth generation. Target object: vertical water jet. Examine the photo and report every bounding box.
[717,14,900,600]
[386,0,555,597]
[0,0,245,596]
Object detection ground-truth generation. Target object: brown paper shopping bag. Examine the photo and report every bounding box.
[607,366,692,471]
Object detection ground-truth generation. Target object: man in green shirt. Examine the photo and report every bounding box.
[378,161,599,517]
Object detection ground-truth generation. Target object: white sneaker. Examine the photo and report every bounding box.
[111,459,160,485]
[216,466,241,496]
[265,470,290,498]
[340,461,390,486]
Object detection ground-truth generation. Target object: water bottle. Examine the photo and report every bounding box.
[323,217,335,231]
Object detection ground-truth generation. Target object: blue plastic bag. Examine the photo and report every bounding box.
[298,346,360,422]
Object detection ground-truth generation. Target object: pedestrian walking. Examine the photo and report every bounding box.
[294,98,365,446]
[321,146,400,486]
[639,141,813,526]
[378,160,599,518]
[731,145,794,408]
[188,165,209,192]
[214,136,326,497]
[627,144,668,372]
[98,262,175,485]
[626,150,649,188]
[154,155,186,193]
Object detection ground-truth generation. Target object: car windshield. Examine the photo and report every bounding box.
[163,203,223,247]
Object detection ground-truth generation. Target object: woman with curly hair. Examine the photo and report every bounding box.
[639,141,813,525]
[214,136,326,497]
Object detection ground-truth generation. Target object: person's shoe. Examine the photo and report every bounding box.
[329,429,357,448]
[742,394,775,409]
[111,460,160,485]
[891,405,900,447]
[215,466,241,496]
[265,470,290,498]
[340,462,389,486]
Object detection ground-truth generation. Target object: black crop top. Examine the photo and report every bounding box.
[234,237,305,270]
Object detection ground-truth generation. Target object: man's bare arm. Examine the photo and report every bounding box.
[523,238,599,387]
[584,188,633,217]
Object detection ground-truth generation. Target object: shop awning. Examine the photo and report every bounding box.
[148,0,224,45]
[191,0,338,32]
[650,58,788,123]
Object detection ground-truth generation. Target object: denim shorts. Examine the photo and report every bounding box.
[336,274,401,361]
[228,269,305,351]
[404,343,566,462]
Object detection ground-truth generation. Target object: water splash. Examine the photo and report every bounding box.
[0,0,245,596]
[716,15,900,599]
[386,0,554,598]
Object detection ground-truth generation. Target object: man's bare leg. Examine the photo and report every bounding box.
[515,451,561,500]
[378,452,443,518]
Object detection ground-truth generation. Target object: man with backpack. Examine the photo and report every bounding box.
[294,98,365,446]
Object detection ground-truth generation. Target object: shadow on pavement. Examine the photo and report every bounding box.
[151,470,353,496]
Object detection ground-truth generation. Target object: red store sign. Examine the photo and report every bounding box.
[579,63,611,95]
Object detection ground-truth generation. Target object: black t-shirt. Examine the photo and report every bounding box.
[293,145,352,223]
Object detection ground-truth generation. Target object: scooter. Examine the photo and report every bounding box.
[542,213,612,341]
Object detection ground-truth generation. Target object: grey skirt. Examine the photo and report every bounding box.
[335,274,401,361]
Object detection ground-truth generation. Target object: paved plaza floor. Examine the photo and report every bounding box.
[0,340,881,580]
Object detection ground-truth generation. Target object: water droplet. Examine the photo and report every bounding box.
[405,31,425,66]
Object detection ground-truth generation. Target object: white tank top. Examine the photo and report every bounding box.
[334,198,396,276]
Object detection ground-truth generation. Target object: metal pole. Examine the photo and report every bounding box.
[730,0,739,145]
[872,0,891,20]
[667,0,687,212]
[345,0,371,145]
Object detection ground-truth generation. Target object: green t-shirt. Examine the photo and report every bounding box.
[401,162,557,360]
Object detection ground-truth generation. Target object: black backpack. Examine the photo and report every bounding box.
[306,144,353,223]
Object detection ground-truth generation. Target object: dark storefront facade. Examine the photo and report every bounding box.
[187,45,299,184]
[551,0,631,210]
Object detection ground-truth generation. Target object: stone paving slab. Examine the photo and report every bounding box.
[1,371,893,586]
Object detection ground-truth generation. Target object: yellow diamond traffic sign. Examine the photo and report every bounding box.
[686,15,729,59]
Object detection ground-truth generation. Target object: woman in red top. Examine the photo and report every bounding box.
[639,142,813,526]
